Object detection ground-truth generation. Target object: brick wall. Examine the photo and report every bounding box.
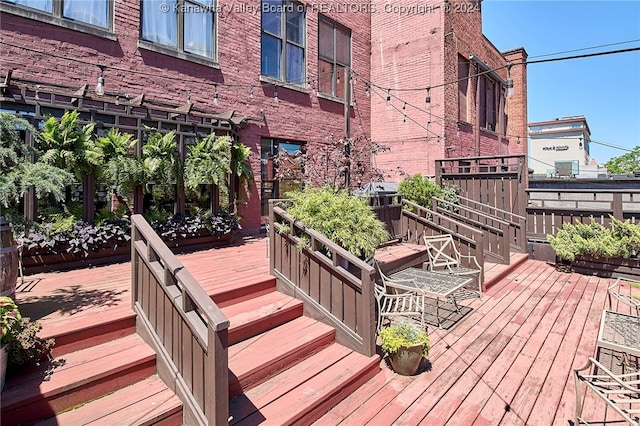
[0,0,372,233]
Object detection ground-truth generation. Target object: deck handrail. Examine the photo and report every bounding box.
[432,196,511,264]
[131,215,229,425]
[269,202,377,357]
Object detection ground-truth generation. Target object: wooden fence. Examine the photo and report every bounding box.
[131,215,229,425]
[526,189,640,241]
[269,202,377,357]
[435,154,527,218]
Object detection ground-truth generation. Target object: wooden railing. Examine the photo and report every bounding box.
[432,197,510,265]
[269,202,377,357]
[456,194,527,253]
[131,215,229,425]
[367,194,404,241]
[526,189,640,241]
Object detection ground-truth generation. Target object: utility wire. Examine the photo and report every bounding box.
[527,39,640,59]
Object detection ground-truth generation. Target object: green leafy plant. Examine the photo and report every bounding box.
[142,130,181,200]
[0,296,54,367]
[397,174,444,208]
[184,134,232,199]
[96,128,144,196]
[380,320,430,358]
[605,146,640,174]
[547,217,640,261]
[0,112,73,208]
[284,187,389,259]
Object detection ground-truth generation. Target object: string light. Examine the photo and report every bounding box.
[249,85,254,99]
[425,87,431,104]
[274,85,279,103]
[213,84,219,106]
[386,88,391,103]
[95,64,106,96]
[365,84,370,97]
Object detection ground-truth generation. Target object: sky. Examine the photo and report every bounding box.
[482,0,640,165]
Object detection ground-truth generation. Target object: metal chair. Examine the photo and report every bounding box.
[373,261,425,333]
[608,279,640,316]
[423,233,483,299]
[574,357,640,425]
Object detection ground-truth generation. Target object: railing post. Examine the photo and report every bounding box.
[207,325,229,425]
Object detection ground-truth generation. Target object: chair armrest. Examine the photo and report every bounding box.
[459,254,481,270]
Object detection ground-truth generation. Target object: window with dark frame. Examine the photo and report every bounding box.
[141,0,216,59]
[3,0,111,29]
[261,0,306,84]
[479,75,498,132]
[318,16,351,99]
[457,55,470,123]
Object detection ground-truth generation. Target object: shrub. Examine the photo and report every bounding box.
[284,187,389,259]
[380,321,430,357]
[397,174,442,207]
[547,217,640,261]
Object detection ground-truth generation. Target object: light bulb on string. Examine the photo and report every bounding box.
[386,88,391,103]
[213,84,219,106]
[274,86,279,103]
[95,64,106,96]
[425,87,431,104]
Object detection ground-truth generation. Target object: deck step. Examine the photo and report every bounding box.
[229,343,381,425]
[211,275,277,308]
[34,376,183,426]
[222,290,304,345]
[1,334,156,425]
[228,316,336,398]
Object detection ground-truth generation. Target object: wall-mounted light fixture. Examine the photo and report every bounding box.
[505,62,514,99]
[95,64,106,96]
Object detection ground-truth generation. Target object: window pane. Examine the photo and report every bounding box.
[318,20,333,59]
[261,0,281,36]
[141,0,177,47]
[318,59,333,94]
[184,3,213,57]
[261,33,282,78]
[286,5,304,44]
[63,0,108,28]
[286,43,303,83]
[335,27,350,65]
[7,0,52,12]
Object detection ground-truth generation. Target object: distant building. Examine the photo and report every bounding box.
[528,116,604,178]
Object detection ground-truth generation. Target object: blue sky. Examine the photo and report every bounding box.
[482,0,640,164]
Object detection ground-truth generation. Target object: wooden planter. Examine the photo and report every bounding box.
[21,232,235,274]
[571,255,640,281]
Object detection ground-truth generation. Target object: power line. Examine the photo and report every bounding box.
[527,39,640,59]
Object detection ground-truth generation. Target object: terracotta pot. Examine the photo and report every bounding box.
[389,344,424,376]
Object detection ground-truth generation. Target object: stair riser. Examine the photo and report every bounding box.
[229,304,304,345]
[51,316,136,357]
[2,360,156,425]
[213,278,276,308]
[229,331,336,398]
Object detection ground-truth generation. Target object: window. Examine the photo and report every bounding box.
[261,0,305,84]
[318,16,350,99]
[479,75,498,131]
[141,0,215,59]
[457,56,469,122]
[260,138,305,215]
[3,0,110,29]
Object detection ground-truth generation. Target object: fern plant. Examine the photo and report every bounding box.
[0,112,73,208]
[184,134,232,199]
[142,130,181,200]
[96,128,144,196]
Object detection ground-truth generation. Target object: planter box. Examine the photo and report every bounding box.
[22,232,236,275]
[571,255,640,281]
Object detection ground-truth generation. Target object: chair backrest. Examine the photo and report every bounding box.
[423,234,460,270]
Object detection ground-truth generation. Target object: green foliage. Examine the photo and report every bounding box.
[230,139,254,204]
[380,320,430,357]
[0,113,73,207]
[547,217,640,261]
[397,174,443,207]
[142,130,181,200]
[39,110,101,180]
[0,296,54,367]
[96,128,144,196]
[285,187,389,259]
[605,146,640,174]
[184,134,232,196]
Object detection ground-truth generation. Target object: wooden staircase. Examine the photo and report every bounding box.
[1,258,380,425]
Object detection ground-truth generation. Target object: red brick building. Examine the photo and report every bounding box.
[0,0,526,232]
[370,0,528,177]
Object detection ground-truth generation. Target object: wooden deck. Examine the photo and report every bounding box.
[12,236,635,425]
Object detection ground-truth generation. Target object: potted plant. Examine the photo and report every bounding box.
[380,320,430,376]
[0,296,55,392]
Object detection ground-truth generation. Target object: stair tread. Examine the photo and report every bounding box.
[1,334,155,410]
[228,316,335,395]
[231,346,380,425]
[221,291,304,344]
[36,376,182,426]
